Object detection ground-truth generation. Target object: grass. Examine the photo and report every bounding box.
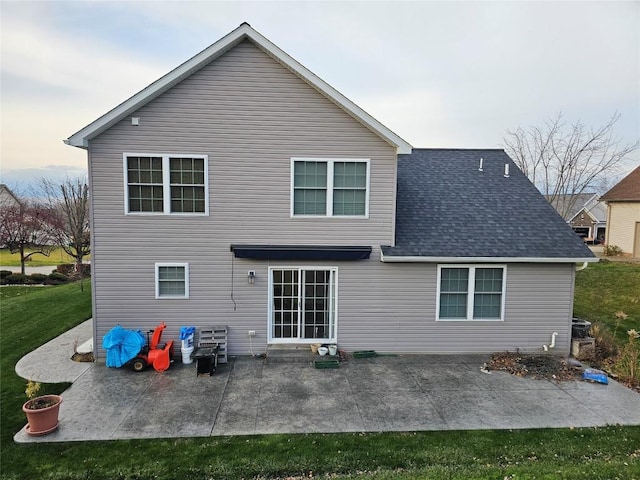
[574,260,640,344]
[0,247,88,267]
[1,269,640,478]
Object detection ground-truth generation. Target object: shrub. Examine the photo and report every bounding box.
[28,273,48,284]
[588,323,618,366]
[603,244,623,256]
[0,270,12,279]
[45,272,69,285]
[56,264,91,277]
[55,264,74,276]
[612,330,640,387]
[4,273,28,285]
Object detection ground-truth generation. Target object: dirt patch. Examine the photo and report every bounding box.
[489,351,582,382]
[71,352,94,363]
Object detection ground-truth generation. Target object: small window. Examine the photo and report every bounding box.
[124,154,208,215]
[291,158,369,217]
[437,265,505,320]
[155,263,189,299]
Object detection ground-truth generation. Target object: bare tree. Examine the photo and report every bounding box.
[503,112,639,218]
[39,177,90,271]
[0,202,60,275]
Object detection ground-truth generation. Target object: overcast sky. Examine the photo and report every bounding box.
[1,1,638,189]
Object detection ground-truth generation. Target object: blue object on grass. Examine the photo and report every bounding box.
[179,326,196,339]
[102,325,146,368]
[582,368,609,385]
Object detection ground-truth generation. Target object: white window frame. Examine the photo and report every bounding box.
[123,153,209,215]
[267,266,338,343]
[290,158,370,218]
[436,265,507,321]
[155,263,190,299]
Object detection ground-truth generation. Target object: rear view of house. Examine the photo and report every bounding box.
[65,24,596,359]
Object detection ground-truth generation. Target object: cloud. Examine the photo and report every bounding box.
[0,0,637,172]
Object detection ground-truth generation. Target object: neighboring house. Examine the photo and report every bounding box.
[547,194,607,241]
[65,23,596,358]
[0,184,21,209]
[601,166,640,257]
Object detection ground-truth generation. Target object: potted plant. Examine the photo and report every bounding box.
[22,379,62,436]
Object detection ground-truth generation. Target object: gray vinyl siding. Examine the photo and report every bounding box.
[88,40,576,358]
[88,40,397,355]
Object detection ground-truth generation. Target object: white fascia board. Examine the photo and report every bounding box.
[65,24,413,154]
[379,251,600,264]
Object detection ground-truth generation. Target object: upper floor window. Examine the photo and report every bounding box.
[437,265,506,321]
[124,154,208,215]
[291,158,369,217]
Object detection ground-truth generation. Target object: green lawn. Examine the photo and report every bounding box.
[0,247,89,267]
[1,270,639,479]
[574,260,640,344]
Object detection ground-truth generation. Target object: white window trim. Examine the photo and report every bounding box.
[290,158,370,218]
[436,264,507,321]
[267,266,338,343]
[155,262,190,299]
[123,153,209,216]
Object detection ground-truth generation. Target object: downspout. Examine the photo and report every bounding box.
[575,262,588,271]
[542,332,559,352]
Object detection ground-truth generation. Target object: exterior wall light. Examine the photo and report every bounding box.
[248,270,256,285]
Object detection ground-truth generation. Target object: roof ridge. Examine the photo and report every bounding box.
[410,147,505,152]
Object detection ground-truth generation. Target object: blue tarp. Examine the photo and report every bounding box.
[102,325,146,368]
[179,326,196,339]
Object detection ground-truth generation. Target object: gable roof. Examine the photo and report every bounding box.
[382,149,596,262]
[0,184,21,207]
[601,166,640,202]
[65,23,412,154]
[546,193,607,223]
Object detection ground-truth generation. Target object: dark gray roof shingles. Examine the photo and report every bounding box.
[383,149,594,259]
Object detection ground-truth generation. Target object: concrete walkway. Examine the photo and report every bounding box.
[13,330,640,443]
[15,319,94,383]
[0,265,60,275]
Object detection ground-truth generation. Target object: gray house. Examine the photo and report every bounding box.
[65,24,596,359]
[547,193,607,242]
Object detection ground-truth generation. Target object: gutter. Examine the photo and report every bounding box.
[380,250,600,264]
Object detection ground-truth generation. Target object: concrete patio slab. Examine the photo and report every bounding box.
[13,345,640,443]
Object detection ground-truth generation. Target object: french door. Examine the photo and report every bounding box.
[269,267,337,342]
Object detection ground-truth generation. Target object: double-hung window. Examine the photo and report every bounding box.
[124,154,208,214]
[155,263,189,299]
[291,158,369,217]
[437,265,506,320]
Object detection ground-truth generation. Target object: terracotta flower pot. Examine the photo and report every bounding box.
[22,395,62,436]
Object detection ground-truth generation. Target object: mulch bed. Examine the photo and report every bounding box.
[488,351,582,382]
[71,352,94,362]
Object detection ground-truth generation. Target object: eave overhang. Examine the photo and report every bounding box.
[380,251,599,264]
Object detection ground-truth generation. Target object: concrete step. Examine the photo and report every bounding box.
[266,345,317,364]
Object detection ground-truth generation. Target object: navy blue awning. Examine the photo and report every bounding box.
[230,245,372,261]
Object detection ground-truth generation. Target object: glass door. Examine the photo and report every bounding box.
[270,267,336,342]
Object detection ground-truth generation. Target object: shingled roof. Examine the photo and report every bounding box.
[601,166,640,202]
[381,149,595,262]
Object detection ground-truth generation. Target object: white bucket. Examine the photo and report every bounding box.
[328,344,337,356]
[318,346,328,356]
[181,345,194,364]
[181,334,194,350]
